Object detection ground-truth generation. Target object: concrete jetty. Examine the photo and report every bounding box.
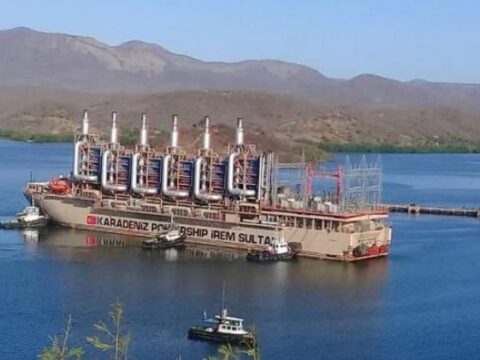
[384,204,480,218]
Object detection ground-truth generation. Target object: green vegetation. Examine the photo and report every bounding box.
[293,135,480,154]
[292,140,329,161]
[39,300,261,360]
[3,124,478,155]
[119,126,140,146]
[316,140,480,154]
[39,316,84,360]
[86,299,132,360]
[204,341,261,360]
[39,300,131,360]
[0,129,73,143]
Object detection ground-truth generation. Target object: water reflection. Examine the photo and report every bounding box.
[21,228,39,244]
[32,225,389,309]
[36,225,249,261]
[38,226,138,248]
[180,245,243,261]
[35,225,389,287]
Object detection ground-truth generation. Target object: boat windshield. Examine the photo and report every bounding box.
[167,222,179,230]
[18,206,39,216]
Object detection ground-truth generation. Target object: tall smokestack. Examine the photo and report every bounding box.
[203,116,211,150]
[235,117,244,145]
[171,114,179,148]
[82,109,89,135]
[140,113,148,146]
[110,111,118,144]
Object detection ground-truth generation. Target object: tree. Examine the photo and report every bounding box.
[217,344,239,360]
[204,344,238,360]
[86,299,132,360]
[240,329,261,360]
[38,315,84,360]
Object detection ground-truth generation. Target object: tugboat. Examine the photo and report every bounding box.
[246,228,297,262]
[142,217,186,250]
[0,204,48,229]
[188,285,256,347]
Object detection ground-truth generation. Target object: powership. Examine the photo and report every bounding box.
[25,110,391,261]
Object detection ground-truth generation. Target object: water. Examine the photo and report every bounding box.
[336,153,480,208]
[1,141,480,359]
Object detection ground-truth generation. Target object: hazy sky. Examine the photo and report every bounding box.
[1,0,479,83]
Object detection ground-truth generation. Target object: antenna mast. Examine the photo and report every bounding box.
[222,281,226,311]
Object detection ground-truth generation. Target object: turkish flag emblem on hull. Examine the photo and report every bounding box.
[86,215,97,225]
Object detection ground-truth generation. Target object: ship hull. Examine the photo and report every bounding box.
[188,328,255,347]
[40,195,390,261]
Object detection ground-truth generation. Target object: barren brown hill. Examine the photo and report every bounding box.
[2,88,480,160]
[0,27,331,96]
[1,27,480,110]
[1,27,480,158]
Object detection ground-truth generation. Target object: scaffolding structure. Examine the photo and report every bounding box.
[275,161,342,205]
[275,155,383,213]
[276,162,307,197]
[340,155,382,212]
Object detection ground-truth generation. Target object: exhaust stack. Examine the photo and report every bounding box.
[110,111,118,144]
[73,110,98,183]
[140,113,148,146]
[171,114,179,148]
[203,116,211,150]
[235,118,244,145]
[82,109,89,135]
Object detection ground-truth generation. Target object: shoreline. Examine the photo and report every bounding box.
[1,131,479,154]
[0,130,73,143]
[318,142,480,154]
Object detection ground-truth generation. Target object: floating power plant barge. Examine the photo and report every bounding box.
[25,110,391,261]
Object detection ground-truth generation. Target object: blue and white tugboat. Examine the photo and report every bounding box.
[188,285,256,347]
[246,228,297,262]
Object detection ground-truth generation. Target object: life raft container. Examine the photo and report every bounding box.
[49,178,71,194]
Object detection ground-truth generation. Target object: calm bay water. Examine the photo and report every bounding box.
[1,140,480,359]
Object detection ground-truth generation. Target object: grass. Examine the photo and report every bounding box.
[0,129,73,143]
[3,127,480,154]
[316,141,480,154]
[0,126,139,145]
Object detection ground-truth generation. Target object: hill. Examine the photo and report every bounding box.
[1,27,480,159]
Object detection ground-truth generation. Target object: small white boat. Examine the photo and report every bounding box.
[188,284,256,347]
[1,205,48,229]
[246,227,297,262]
[142,216,186,250]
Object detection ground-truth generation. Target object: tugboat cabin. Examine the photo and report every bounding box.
[268,240,289,254]
[215,313,248,335]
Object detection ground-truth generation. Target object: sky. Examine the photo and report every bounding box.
[0,0,479,83]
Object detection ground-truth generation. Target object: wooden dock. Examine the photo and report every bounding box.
[384,204,480,218]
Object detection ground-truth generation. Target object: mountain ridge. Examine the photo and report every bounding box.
[1,27,480,159]
[0,26,332,96]
[1,26,479,112]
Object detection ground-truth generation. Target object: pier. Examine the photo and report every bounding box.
[384,204,480,218]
